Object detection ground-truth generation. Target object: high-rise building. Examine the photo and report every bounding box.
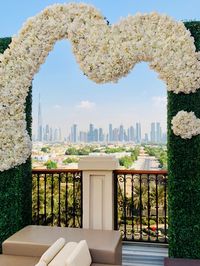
[71,124,77,143]
[150,122,156,143]
[129,126,135,142]
[109,124,113,142]
[37,94,43,141]
[88,124,94,142]
[79,131,87,142]
[156,122,162,143]
[119,125,124,142]
[58,128,62,141]
[44,124,49,141]
[135,122,141,143]
[99,128,104,142]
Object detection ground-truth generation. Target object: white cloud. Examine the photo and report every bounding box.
[152,96,167,108]
[53,104,62,109]
[76,100,96,110]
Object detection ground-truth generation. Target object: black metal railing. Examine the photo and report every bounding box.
[32,169,82,228]
[114,170,168,243]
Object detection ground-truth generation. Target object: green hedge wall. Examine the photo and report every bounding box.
[168,22,200,259]
[0,38,32,251]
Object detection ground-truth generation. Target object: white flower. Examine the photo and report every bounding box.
[171,111,200,139]
[1,3,200,171]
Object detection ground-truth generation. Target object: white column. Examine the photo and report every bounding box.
[78,156,119,230]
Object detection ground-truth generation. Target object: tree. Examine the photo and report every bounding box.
[44,160,57,169]
[41,146,51,153]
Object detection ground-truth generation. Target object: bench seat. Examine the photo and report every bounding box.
[2,225,122,265]
[0,255,121,266]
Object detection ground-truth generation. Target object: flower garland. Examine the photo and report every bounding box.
[0,3,200,171]
[172,111,200,139]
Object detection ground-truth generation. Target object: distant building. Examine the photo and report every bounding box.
[71,124,77,143]
[156,122,162,143]
[136,122,141,143]
[109,124,113,142]
[88,124,94,142]
[119,125,124,142]
[150,122,156,143]
[99,128,104,142]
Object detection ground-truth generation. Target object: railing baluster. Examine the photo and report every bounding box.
[131,174,134,240]
[123,174,127,240]
[139,174,142,241]
[155,174,159,242]
[73,173,76,227]
[147,174,150,241]
[65,173,68,227]
[164,174,167,243]
[51,173,54,226]
[37,173,40,225]
[44,174,47,224]
[58,173,61,227]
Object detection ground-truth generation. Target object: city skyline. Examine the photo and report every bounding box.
[34,120,166,144]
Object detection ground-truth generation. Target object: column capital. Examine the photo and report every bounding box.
[78,156,119,170]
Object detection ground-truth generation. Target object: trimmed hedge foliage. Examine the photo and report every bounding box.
[0,38,32,251]
[168,22,200,259]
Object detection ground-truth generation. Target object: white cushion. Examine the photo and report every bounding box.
[65,240,92,266]
[49,242,77,266]
[35,261,47,266]
[40,237,66,264]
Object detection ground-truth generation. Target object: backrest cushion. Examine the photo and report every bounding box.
[35,261,47,266]
[49,242,77,266]
[39,237,65,264]
[65,240,92,266]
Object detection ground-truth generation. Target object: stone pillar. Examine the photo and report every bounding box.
[78,156,119,230]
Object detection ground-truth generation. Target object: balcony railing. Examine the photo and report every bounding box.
[114,170,168,243]
[32,168,168,244]
[32,169,82,228]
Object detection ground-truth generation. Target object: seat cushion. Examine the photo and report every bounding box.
[40,237,65,264]
[3,225,122,265]
[0,255,39,266]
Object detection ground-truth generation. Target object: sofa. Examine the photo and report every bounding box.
[0,225,122,266]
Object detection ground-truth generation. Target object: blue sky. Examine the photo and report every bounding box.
[1,0,200,138]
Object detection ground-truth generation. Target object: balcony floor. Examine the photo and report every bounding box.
[123,243,168,266]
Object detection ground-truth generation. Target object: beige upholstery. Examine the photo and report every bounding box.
[3,225,122,265]
[39,237,65,264]
[0,255,121,266]
[0,255,39,266]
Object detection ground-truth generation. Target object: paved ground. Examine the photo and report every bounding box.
[132,155,160,170]
[131,148,160,170]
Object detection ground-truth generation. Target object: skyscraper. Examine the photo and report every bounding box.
[150,122,156,143]
[119,125,124,142]
[71,124,77,143]
[109,124,113,142]
[135,122,141,143]
[88,124,94,142]
[37,94,43,141]
[99,128,104,142]
[156,122,162,143]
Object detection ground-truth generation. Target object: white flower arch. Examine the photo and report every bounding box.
[0,3,200,171]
